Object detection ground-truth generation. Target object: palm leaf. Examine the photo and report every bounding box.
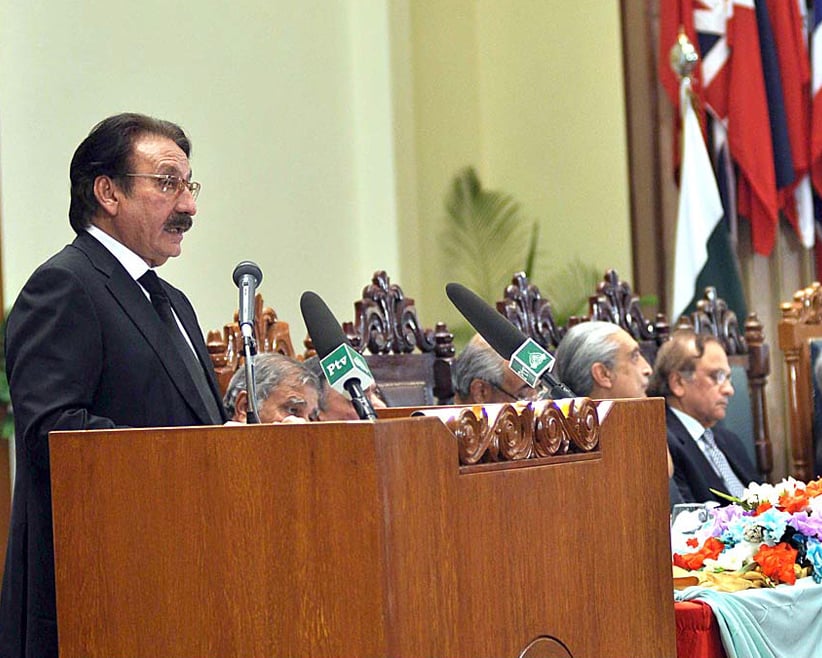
[442,167,539,302]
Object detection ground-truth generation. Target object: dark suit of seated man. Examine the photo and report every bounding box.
[647,329,760,505]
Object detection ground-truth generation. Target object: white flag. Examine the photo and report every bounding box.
[671,77,724,321]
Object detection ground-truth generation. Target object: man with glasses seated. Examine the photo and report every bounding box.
[452,334,537,404]
[647,329,760,505]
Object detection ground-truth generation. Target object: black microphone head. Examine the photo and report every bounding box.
[445,282,526,360]
[232,261,263,287]
[300,291,349,359]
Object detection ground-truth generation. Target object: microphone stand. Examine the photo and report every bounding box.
[242,327,260,424]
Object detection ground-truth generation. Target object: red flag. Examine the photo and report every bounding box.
[765,0,812,243]
[727,1,779,256]
[659,1,778,256]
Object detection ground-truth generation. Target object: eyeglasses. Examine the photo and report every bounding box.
[492,382,538,402]
[684,368,732,387]
[123,173,201,200]
[705,369,732,386]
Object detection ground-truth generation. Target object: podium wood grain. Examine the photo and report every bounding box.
[50,398,675,657]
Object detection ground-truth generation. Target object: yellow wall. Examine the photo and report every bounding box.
[403,0,632,331]
[0,0,631,341]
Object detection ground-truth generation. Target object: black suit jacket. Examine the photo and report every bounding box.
[0,232,226,658]
[666,405,760,505]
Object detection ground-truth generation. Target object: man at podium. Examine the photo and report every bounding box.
[0,113,226,658]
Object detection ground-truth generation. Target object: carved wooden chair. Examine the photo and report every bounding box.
[588,269,670,365]
[778,282,822,481]
[206,294,297,396]
[676,287,772,481]
[496,271,565,349]
[305,270,456,407]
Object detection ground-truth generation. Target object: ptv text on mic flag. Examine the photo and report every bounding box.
[671,77,724,322]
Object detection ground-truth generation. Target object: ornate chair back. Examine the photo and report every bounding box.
[778,282,822,481]
[495,271,564,350]
[206,294,296,396]
[588,269,670,365]
[304,271,455,406]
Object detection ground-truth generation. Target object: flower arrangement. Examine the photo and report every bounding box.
[672,478,822,589]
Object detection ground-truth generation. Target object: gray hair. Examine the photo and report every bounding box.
[223,353,320,417]
[452,334,506,399]
[554,321,623,396]
[646,329,721,399]
[302,355,329,411]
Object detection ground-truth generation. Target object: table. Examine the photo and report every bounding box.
[675,600,724,658]
[674,577,822,658]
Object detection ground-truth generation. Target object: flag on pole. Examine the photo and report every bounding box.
[672,78,725,321]
[811,0,822,198]
[757,0,815,248]
[660,5,749,322]
[728,0,779,256]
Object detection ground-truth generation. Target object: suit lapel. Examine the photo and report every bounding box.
[164,284,226,420]
[666,408,726,494]
[74,234,220,425]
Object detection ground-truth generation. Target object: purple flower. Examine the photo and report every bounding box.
[710,504,745,537]
[788,511,822,540]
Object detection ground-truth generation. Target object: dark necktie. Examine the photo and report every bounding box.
[138,270,223,423]
[699,428,746,499]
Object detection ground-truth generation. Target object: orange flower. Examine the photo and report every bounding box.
[673,537,725,571]
[778,490,810,514]
[753,543,798,585]
[754,501,773,515]
[805,478,822,498]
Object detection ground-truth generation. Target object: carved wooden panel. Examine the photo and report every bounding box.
[496,271,564,349]
[414,398,600,466]
[206,293,295,396]
[589,269,669,364]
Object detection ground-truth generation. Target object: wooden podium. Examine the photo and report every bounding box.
[50,398,676,657]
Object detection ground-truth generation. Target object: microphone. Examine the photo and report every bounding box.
[300,291,378,420]
[232,261,263,424]
[233,261,263,340]
[445,282,577,399]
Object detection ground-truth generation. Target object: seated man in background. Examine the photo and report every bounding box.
[555,321,681,507]
[224,353,321,423]
[647,329,760,505]
[303,355,387,420]
[452,334,537,404]
[554,321,651,400]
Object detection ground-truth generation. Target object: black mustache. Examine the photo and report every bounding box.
[164,214,193,232]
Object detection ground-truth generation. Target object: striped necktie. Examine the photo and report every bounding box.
[699,428,746,499]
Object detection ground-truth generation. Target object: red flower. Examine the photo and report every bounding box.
[673,537,725,570]
[754,543,798,585]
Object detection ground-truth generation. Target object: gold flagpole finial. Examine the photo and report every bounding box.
[669,27,699,80]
